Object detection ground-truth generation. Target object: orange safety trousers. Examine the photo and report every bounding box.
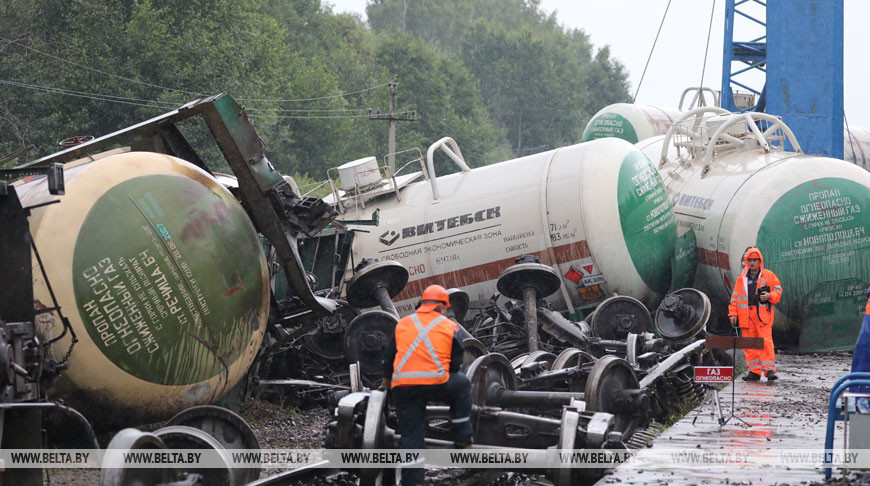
[742,306,776,376]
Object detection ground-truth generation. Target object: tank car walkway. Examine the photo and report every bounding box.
[598,353,853,485]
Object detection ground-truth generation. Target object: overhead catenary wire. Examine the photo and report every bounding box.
[0,79,178,107]
[246,107,372,113]
[845,111,857,162]
[697,0,718,98]
[0,79,175,109]
[4,78,371,113]
[236,83,391,103]
[1,79,380,119]
[633,0,672,103]
[248,113,381,119]
[2,38,208,97]
[2,38,391,104]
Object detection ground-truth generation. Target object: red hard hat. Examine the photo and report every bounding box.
[420,285,451,308]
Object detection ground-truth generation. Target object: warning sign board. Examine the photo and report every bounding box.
[693,366,733,383]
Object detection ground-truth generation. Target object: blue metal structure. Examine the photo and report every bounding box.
[721,0,844,159]
[720,0,768,112]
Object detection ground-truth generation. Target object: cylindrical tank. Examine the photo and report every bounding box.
[844,126,870,171]
[637,133,870,351]
[581,103,682,143]
[340,138,682,316]
[19,152,269,426]
[586,102,870,173]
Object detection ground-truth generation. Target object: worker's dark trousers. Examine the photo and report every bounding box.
[392,372,473,486]
[852,313,870,392]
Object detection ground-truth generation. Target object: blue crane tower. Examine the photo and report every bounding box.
[721,0,844,159]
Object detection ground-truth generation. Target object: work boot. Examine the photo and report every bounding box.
[742,373,761,381]
[766,371,778,381]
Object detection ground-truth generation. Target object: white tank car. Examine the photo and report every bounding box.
[585,102,870,172]
[582,103,682,144]
[844,125,870,171]
[635,110,870,351]
[331,137,683,317]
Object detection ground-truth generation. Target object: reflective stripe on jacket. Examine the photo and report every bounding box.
[728,268,782,327]
[391,311,458,387]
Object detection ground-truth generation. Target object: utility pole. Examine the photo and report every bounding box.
[369,82,416,174]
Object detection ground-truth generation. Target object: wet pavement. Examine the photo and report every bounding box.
[598,353,854,485]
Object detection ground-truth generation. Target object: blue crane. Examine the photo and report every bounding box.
[721,0,844,159]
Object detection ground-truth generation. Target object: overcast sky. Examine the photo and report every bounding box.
[325,0,870,128]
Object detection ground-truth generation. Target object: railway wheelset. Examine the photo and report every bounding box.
[326,334,710,486]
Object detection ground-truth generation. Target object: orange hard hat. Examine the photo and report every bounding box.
[420,285,451,308]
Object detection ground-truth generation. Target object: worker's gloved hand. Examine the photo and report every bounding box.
[378,378,390,391]
[729,316,738,327]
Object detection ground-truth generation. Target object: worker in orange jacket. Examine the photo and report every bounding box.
[728,247,782,381]
[381,285,472,486]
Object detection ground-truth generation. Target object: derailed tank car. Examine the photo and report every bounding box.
[585,101,870,171]
[18,152,269,425]
[13,94,344,426]
[582,103,682,144]
[637,110,870,350]
[330,137,689,317]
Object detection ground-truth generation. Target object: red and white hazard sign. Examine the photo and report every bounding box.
[693,366,733,383]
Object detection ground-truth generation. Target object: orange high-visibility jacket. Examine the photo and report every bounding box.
[391,311,458,387]
[728,248,782,327]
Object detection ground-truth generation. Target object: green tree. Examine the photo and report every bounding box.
[366,0,631,155]
[256,1,389,177]
[459,21,584,153]
[0,0,307,168]
[0,0,621,181]
[371,32,512,174]
[366,0,551,52]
